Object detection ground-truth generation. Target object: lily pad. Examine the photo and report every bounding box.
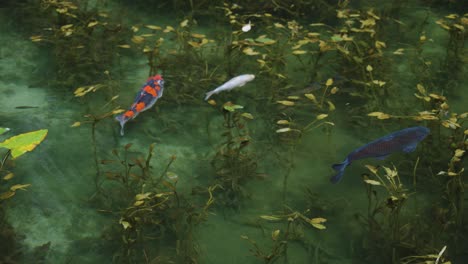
[0,129,48,159]
[0,128,10,135]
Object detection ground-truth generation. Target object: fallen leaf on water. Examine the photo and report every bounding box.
[0,129,48,159]
[277,100,295,106]
[10,183,31,191]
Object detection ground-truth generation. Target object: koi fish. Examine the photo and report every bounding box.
[115,74,164,136]
[331,126,430,183]
[204,74,255,100]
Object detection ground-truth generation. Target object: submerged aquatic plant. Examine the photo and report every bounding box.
[241,208,328,263]
[98,143,209,264]
[205,101,259,209]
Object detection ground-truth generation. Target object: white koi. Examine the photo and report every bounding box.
[204,74,255,100]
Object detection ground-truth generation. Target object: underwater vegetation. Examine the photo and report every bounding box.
[0,0,466,263]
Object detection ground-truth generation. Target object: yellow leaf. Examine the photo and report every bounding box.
[133,200,145,206]
[70,122,81,127]
[87,21,98,27]
[277,100,295,106]
[310,217,327,229]
[287,96,300,100]
[131,36,145,44]
[330,87,339,94]
[416,84,426,94]
[325,78,333,86]
[180,19,189,27]
[375,40,386,49]
[145,25,161,30]
[243,47,260,56]
[271,229,280,241]
[316,114,328,120]
[0,129,48,159]
[276,128,292,133]
[0,191,15,200]
[454,149,465,158]
[163,25,175,33]
[274,23,285,28]
[365,164,378,175]
[135,192,152,200]
[292,50,307,55]
[304,93,317,102]
[327,101,336,111]
[367,112,384,117]
[119,218,131,229]
[10,183,31,191]
[364,179,381,185]
[366,65,373,72]
[191,33,205,38]
[207,99,216,106]
[393,48,405,55]
[277,120,290,125]
[117,44,131,48]
[3,173,14,180]
[260,215,282,221]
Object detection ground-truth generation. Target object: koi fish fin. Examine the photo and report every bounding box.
[115,115,126,136]
[330,159,349,184]
[403,143,417,153]
[204,90,216,101]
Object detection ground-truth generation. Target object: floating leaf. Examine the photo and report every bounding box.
[191,33,205,38]
[274,23,285,28]
[330,87,339,94]
[287,96,300,100]
[366,65,373,72]
[117,44,131,48]
[277,100,295,106]
[0,128,10,135]
[207,99,216,106]
[454,149,465,158]
[325,78,333,86]
[10,183,31,191]
[0,129,48,159]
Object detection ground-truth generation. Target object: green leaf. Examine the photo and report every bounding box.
[0,128,10,135]
[255,37,276,45]
[0,129,48,159]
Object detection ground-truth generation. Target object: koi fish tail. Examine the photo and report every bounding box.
[330,159,349,184]
[115,115,126,136]
[204,90,216,101]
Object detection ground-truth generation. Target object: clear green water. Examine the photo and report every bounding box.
[0,1,467,263]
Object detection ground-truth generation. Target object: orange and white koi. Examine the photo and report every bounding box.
[115,74,164,136]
